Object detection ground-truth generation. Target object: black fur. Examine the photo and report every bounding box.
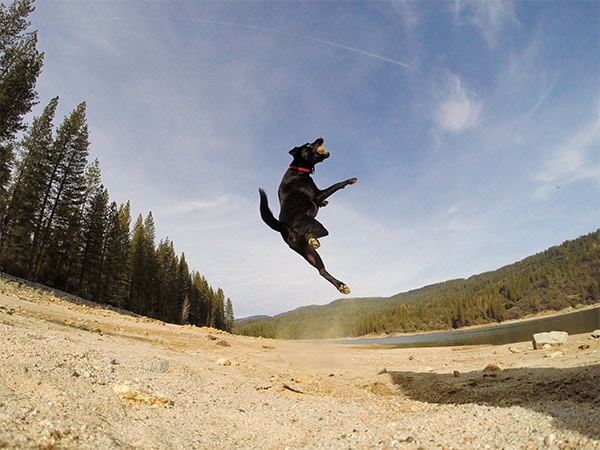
[259,137,357,294]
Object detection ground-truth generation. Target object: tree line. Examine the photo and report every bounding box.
[0,0,233,331]
[235,230,600,339]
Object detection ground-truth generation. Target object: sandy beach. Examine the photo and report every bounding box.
[1,278,598,449]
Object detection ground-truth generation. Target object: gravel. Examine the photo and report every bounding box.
[0,279,599,449]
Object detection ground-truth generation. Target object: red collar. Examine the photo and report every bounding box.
[289,165,312,174]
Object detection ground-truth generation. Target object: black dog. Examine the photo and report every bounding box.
[259,137,357,294]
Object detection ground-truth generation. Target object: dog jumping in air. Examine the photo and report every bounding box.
[259,137,357,294]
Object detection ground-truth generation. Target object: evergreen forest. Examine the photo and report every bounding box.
[0,0,233,331]
[235,230,600,339]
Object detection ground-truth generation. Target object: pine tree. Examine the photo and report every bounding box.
[176,252,191,323]
[224,298,234,332]
[129,212,158,316]
[156,238,178,321]
[210,287,225,330]
[75,160,108,298]
[0,0,44,201]
[0,97,57,274]
[190,271,211,327]
[33,102,89,287]
[101,201,131,308]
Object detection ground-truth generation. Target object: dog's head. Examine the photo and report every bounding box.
[289,137,330,169]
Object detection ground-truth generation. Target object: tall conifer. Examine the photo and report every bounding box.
[0,0,44,200]
[0,97,57,273]
[76,160,108,298]
[156,238,178,321]
[176,253,191,324]
[101,201,131,307]
[129,212,158,316]
[33,102,89,287]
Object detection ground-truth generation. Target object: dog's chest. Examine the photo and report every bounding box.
[278,173,318,198]
[278,174,320,216]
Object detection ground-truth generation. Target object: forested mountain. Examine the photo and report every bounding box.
[234,230,600,339]
[0,0,233,331]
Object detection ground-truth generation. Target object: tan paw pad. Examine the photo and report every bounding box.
[308,237,320,249]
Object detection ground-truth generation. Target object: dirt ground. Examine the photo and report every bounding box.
[1,277,599,449]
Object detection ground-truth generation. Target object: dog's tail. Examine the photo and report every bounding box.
[259,188,285,233]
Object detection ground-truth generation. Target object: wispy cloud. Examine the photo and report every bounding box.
[166,196,230,216]
[434,74,482,132]
[391,0,420,34]
[534,118,600,199]
[523,75,557,118]
[456,0,518,48]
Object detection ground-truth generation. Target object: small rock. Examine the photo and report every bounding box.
[216,339,230,347]
[508,346,521,354]
[532,331,568,349]
[483,364,502,372]
[217,358,231,366]
[144,360,170,373]
[378,368,387,375]
[578,344,590,350]
[113,380,173,407]
[544,350,564,359]
[591,330,600,339]
[483,364,502,377]
[453,370,461,377]
[206,334,218,341]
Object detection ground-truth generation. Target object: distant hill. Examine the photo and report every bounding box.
[236,315,271,322]
[234,229,600,339]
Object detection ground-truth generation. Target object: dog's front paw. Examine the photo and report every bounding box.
[338,284,351,295]
[348,178,357,185]
[319,200,329,207]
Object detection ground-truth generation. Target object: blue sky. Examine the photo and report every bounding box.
[29,1,599,318]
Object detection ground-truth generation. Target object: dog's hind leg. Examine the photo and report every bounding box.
[306,220,329,250]
[295,244,350,294]
[308,237,320,249]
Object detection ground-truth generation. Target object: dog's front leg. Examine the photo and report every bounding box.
[317,178,357,205]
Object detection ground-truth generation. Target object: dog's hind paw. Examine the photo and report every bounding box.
[308,237,320,249]
[338,284,351,295]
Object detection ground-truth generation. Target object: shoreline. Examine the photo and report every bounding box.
[350,303,600,341]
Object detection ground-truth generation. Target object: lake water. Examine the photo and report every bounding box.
[341,306,600,347]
